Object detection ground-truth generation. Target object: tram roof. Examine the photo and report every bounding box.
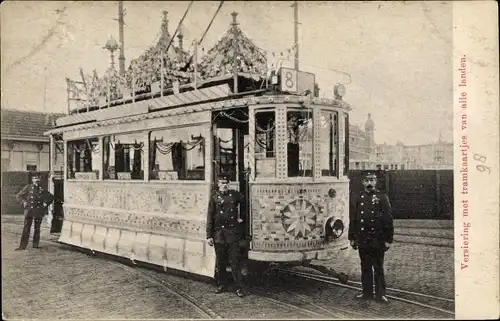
[51,11,351,136]
[44,90,350,136]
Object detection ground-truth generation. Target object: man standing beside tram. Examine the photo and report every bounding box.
[15,172,54,250]
[206,174,247,298]
[348,170,394,303]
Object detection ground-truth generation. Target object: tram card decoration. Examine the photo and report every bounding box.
[279,67,316,95]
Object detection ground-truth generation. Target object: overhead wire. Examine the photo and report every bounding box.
[181,1,224,71]
[162,0,195,60]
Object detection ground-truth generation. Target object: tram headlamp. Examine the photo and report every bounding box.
[325,217,344,242]
[328,188,336,198]
[334,84,346,99]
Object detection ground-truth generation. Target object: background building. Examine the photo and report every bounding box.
[1,109,65,172]
[349,114,453,170]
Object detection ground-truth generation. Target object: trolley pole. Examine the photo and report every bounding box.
[194,40,198,90]
[293,1,299,71]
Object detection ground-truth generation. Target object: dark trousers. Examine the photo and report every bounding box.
[359,246,386,297]
[19,216,43,249]
[214,241,244,289]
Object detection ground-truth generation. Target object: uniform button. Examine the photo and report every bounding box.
[361,227,364,231]
[371,219,374,222]
[361,202,364,206]
[371,228,374,231]
[360,219,364,223]
[361,195,364,198]
[220,211,223,213]
[361,211,364,214]
[371,211,374,213]
[222,225,225,228]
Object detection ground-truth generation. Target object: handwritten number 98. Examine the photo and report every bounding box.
[473,153,491,174]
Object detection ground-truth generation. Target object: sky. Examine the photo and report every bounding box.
[1,1,453,146]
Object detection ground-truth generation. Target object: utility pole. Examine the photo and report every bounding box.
[43,67,47,111]
[118,1,126,75]
[293,1,299,70]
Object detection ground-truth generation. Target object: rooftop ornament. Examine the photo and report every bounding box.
[103,36,120,70]
[66,10,270,114]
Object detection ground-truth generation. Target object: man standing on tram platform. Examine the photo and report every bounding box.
[15,172,54,250]
[348,170,393,303]
[206,174,246,298]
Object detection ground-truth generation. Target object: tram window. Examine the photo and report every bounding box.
[66,138,100,179]
[254,111,276,178]
[319,110,339,177]
[287,109,313,177]
[215,128,237,181]
[149,126,205,181]
[102,133,146,180]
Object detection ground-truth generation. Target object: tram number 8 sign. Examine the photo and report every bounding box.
[280,68,298,93]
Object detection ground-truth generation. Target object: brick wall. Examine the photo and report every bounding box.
[349,170,453,220]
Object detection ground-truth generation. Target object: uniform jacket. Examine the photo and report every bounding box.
[16,184,54,219]
[206,189,245,244]
[348,189,394,249]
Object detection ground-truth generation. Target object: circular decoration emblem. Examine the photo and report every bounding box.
[281,199,318,238]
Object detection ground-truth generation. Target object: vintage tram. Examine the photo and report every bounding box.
[45,11,351,279]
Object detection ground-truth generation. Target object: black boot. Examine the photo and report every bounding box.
[236,288,245,298]
[215,285,226,294]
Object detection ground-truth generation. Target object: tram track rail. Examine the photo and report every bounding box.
[3,222,454,319]
[280,268,455,316]
[3,224,363,319]
[2,225,221,319]
[106,261,222,319]
[250,285,375,319]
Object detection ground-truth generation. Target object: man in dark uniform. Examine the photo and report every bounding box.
[15,172,54,250]
[348,170,394,303]
[206,175,246,297]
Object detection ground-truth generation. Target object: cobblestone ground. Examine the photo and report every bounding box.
[312,241,454,299]
[1,225,209,319]
[2,222,344,319]
[2,217,454,319]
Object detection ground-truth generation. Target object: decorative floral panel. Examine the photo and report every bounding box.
[250,182,349,252]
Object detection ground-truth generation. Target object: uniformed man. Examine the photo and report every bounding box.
[15,172,54,250]
[206,175,246,297]
[348,170,393,303]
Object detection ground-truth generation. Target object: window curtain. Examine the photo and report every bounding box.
[83,145,92,172]
[104,137,110,178]
[171,142,185,179]
[115,144,124,172]
[149,138,157,179]
[132,144,142,179]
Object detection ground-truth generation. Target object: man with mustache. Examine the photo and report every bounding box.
[348,171,393,303]
[206,174,246,297]
[15,172,54,250]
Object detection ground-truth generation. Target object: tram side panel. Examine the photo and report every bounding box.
[58,180,217,277]
[248,181,350,263]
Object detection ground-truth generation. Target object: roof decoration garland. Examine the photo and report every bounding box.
[125,11,193,91]
[198,12,267,79]
[67,11,270,113]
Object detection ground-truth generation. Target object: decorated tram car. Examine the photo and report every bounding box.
[45,11,351,279]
